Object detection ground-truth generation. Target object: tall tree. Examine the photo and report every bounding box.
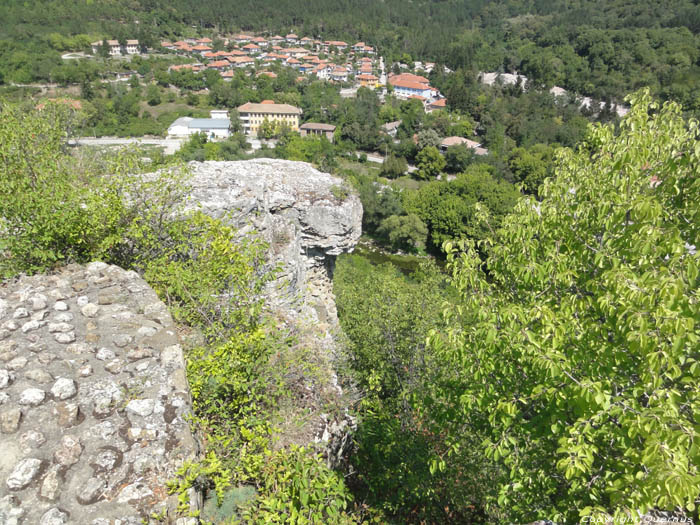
[432,90,700,522]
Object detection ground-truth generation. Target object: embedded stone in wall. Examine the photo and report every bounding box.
[0,262,199,524]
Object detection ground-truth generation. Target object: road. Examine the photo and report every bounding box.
[70,136,274,155]
[360,152,417,173]
[70,137,186,155]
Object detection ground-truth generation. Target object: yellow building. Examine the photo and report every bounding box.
[237,100,302,136]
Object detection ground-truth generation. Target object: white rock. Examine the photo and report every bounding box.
[51,378,77,400]
[0,494,24,525]
[126,399,155,417]
[6,357,27,371]
[117,482,154,504]
[77,295,89,306]
[20,320,40,333]
[0,369,11,389]
[13,308,29,319]
[1,320,18,331]
[19,388,45,406]
[31,296,47,311]
[40,507,68,525]
[53,312,73,323]
[53,301,69,311]
[54,332,76,344]
[87,261,109,273]
[137,325,158,337]
[96,348,115,361]
[81,303,99,318]
[6,458,42,489]
[48,322,73,333]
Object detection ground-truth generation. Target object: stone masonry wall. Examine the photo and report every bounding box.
[0,262,199,525]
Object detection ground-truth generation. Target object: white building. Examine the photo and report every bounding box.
[168,110,231,139]
[125,40,139,54]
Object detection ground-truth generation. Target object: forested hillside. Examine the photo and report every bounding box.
[2,0,700,106]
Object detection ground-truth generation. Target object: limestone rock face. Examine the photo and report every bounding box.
[185,160,362,465]
[185,159,362,327]
[0,263,198,524]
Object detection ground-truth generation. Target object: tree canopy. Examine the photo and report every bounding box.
[431,90,700,522]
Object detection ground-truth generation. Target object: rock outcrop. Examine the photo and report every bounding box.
[0,263,199,524]
[185,159,362,330]
[184,160,362,466]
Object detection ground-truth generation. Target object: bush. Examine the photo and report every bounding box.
[0,102,131,278]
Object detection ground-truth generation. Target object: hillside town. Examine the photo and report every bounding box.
[89,32,447,108]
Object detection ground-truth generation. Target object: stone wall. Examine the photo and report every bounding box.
[0,263,199,524]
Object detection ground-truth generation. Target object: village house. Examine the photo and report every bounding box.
[285,33,299,43]
[330,66,349,82]
[227,56,254,68]
[324,40,348,52]
[299,123,336,142]
[439,136,488,156]
[427,98,447,112]
[192,44,213,54]
[269,35,285,45]
[356,73,379,88]
[237,100,302,136]
[281,47,309,58]
[106,40,121,55]
[389,73,437,100]
[234,34,252,44]
[242,43,261,55]
[207,60,230,71]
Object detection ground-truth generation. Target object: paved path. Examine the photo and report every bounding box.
[70,137,185,155]
[71,137,275,156]
[358,152,417,173]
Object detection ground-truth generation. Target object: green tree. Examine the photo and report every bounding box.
[444,144,474,173]
[433,90,700,523]
[416,128,441,151]
[415,146,446,179]
[380,154,408,179]
[146,84,161,106]
[507,143,554,195]
[258,118,276,139]
[377,213,428,252]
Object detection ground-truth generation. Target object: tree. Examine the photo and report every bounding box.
[415,146,445,179]
[380,154,408,179]
[258,118,276,139]
[433,91,700,523]
[416,128,441,151]
[507,143,554,195]
[377,214,428,252]
[146,84,161,106]
[444,144,474,173]
[98,39,110,58]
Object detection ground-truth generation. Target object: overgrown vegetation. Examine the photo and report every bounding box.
[0,100,359,524]
[334,90,700,523]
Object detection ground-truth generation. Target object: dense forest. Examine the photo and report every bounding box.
[2,0,700,106]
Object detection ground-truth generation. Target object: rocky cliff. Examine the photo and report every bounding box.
[0,159,362,523]
[185,159,362,331]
